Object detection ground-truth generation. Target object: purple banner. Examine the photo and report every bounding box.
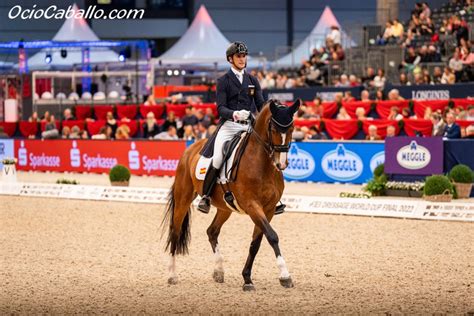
[385,137,444,175]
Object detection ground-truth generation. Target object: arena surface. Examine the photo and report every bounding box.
[1,182,473,314]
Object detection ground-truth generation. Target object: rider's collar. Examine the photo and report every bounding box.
[230,67,245,77]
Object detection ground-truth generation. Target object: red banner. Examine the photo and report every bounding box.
[362,119,399,138]
[14,139,186,176]
[342,101,372,118]
[323,119,359,140]
[402,119,433,137]
[375,100,409,119]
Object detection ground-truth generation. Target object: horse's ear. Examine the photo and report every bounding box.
[269,99,278,116]
[289,99,301,114]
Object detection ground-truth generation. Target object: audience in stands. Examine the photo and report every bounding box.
[106,112,118,138]
[91,126,109,140]
[336,107,351,120]
[386,125,397,137]
[69,126,81,139]
[144,94,157,106]
[155,126,179,140]
[431,112,446,136]
[63,108,75,121]
[115,125,130,140]
[443,112,462,138]
[142,112,161,139]
[366,125,382,140]
[41,115,59,139]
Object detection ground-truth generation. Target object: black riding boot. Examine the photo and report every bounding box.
[197,165,220,214]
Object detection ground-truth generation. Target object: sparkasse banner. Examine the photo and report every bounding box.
[14,139,186,176]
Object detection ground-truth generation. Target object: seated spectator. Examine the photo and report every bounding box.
[334,92,344,104]
[292,127,306,141]
[336,74,350,87]
[427,45,441,63]
[465,125,474,138]
[182,106,199,127]
[162,111,178,131]
[182,125,195,141]
[343,91,355,102]
[142,112,160,139]
[154,126,179,140]
[355,107,371,121]
[106,111,118,138]
[116,125,130,140]
[61,126,71,139]
[431,113,445,137]
[302,105,320,119]
[28,111,40,122]
[402,108,412,119]
[204,108,216,125]
[388,89,405,101]
[360,90,371,102]
[373,68,386,89]
[195,122,209,140]
[366,125,381,140]
[399,73,411,86]
[79,130,89,139]
[41,115,59,139]
[144,94,157,106]
[69,125,81,139]
[92,126,108,140]
[196,109,211,128]
[467,106,474,121]
[327,25,341,45]
[349,75,359,87]
[386,125,396,137]
[441,67,456,84]
[432,67,443,84]
[0,126,8,138]
[449,49,464,81]
[361,67,376,88]
[443,112,461,139]
[378,21,393,45]
[375,89,385,101]
[336,107,351,120]
[63,108,75,121]
[388,107,403,121]
[306,125,328,140]
[41,111,51,122]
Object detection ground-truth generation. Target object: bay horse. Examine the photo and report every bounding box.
[162,99,301,291]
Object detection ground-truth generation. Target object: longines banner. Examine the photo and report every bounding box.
[14,140,186,176]
[385,137,443,175]
[282,141,385,184]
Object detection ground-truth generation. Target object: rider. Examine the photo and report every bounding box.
[197,41,265,214]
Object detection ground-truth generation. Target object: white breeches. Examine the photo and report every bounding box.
[212,120,249,169]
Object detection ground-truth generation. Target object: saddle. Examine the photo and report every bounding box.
[195,130,252,214]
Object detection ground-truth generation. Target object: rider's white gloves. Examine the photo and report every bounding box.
[233,110,250,121]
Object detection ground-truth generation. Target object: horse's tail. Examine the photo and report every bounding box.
[161,182,191,256]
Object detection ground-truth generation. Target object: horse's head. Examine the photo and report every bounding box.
[265,99,301,170]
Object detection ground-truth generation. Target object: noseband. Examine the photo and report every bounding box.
[251,115,292,158]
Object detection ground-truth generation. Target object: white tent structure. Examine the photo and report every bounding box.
[24,4,119,70]
[274,6,355,67]
[157,5,231,65]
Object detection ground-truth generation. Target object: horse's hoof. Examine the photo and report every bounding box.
[213,270,225,283]
[279,277,294,288]
[168,277,178,285]
[242,283,255,291]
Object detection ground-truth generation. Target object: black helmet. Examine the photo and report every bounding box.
[226,41,248,61]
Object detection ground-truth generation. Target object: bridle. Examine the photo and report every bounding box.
[250,114,292,159]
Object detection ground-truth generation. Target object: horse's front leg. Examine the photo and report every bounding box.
[242,225,263,291]
[207,208,231,283]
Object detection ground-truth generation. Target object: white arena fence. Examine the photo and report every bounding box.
[1,182,473,222]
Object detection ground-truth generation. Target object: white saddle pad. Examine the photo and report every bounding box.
[195,132,247,183]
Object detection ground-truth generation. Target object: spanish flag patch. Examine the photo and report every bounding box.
[200,168,207,174]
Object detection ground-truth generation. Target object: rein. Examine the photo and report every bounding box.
[250,115,291,159]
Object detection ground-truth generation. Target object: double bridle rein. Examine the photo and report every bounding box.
[250,115,292,159]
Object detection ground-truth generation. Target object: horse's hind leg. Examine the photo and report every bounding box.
[245,202,294,289]
[207,209,231,283]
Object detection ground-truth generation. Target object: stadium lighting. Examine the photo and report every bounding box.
[118,53,125,62]
[181,70,186,76]
[173,69,179,76]
[166,69,173,76]
[45,53,52,64]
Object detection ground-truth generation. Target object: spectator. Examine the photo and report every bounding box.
[155,126,179,140]
[292,127,306,141]
[142,112,160,139]
[443,112,461,139]
[306,125,328,140]
[386,125,396,137]
[465,125,474,138]
[61,126,71,139]
[69,125,81,139]
[399,73,411,85]
[388,89,405,101]
[196,109,211,128]
[366,125,381,140]
[343,91,355,102]
[182,106,199,127]
[388,107,403,121]
[41,115,59,139]
[402,108,411,119]
[106,111,118,138]
[144,94,157,106]
[337,107,351,120]
[432,67,443,84]
[28,111,40,122]
[63,108,75,121]
[162,111,178,131]
[391,18,404,39]
[92,126,108,140]
[375,89,385,101]
[327,25,341,45]
[379,21,393,45]
[116,125,130,140]
[0,126,8,138]
[204,108,216,125]
[355,107,369,121]
[373,68,386,89]
[431,113,445,136]
[467,106,474,121]
[336,74,350,87]
[195,122,209,140]
[449,50,464,81]
[423,107,433,120]
[41,111,51,122]
[360,90,371,102]
[182,125,195,140]
[79,130,89,139]
[349,75,359,87]
[441,67,456,84]
[427,45,441,62]
[362,67,376,88]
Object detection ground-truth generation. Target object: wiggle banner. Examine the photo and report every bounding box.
[14,139,186,176]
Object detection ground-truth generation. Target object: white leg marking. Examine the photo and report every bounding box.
[214,244,224,272]
[276,255,290,279]
[168,255,177,279]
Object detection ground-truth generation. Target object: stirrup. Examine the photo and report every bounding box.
[197,196,211,214]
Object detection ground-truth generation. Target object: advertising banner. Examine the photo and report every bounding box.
[385,137,443,175]
[14,139,186,176]
[283,141,385,184]
[0,139,14,169]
